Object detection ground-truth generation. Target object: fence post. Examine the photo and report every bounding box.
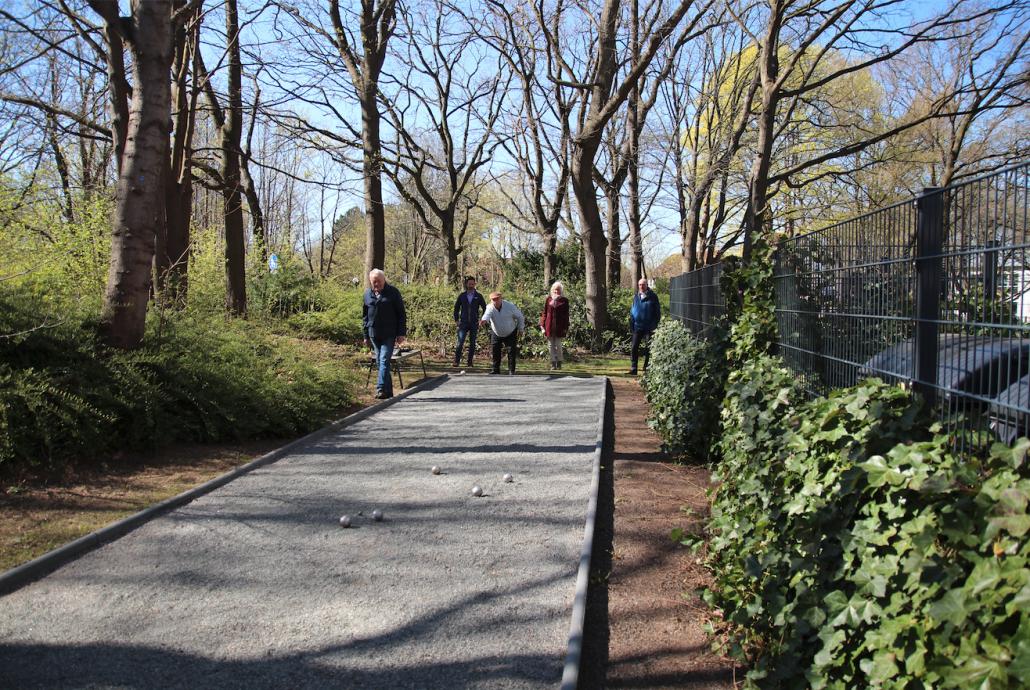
[984,239,999,296]
[914,187,944,406]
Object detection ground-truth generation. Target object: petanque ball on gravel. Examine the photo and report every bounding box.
[431,465,441,475]
[339,515,352,528]
[371,509,383,522]
[472,485,483,497]
[503,473,514,483]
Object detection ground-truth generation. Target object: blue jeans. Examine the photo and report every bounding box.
[454,325,478,365]
[371,337,396,395]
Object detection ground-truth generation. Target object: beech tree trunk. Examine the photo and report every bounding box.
[222,0,246,315]
[98,0,175,348]
[159,5,200,306]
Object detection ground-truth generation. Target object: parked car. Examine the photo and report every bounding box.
[860,334,1030,441]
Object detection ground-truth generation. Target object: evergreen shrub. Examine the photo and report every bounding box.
[0,287,354,473]
[642,320,728,462]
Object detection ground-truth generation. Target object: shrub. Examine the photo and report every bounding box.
[249,253,324,317]
[643,320,728,462]
[0,287,355,473]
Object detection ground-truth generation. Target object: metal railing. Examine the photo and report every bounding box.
[670,162,1030,450]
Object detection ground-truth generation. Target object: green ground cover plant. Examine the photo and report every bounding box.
[0,287,354,473]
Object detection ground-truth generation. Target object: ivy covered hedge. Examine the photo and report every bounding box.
[702,352,1030,688]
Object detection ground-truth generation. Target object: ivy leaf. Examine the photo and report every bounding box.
[948,655,1004,687]
[929,588,969,626]
[986,514,1030,540]
[859,651,898,684]
[905,642,926,676]
[993,437,1030,470]
[1011,633,1030,684]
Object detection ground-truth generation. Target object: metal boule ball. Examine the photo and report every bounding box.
[339,515,352,528]
[371,509,383,522]
[503,473,513,483]
[472,485,483,497]
[431,465,441,475]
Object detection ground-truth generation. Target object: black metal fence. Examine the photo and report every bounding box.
[669,262,726,336]
[670,162,1030,449]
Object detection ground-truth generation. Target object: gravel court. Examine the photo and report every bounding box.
[0,374,606,689]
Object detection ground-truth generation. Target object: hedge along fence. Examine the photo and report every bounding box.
[702,353,1030,688]
[647,246,1029,687]
[642,319,728,463]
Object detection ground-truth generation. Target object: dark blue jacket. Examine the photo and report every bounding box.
[630,289,661,333]
[363,283,407,341]
[453,290,487,329]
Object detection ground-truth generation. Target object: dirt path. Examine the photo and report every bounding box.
[604,377,736,689]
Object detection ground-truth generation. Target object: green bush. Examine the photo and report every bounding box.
[249,252,324,317]
[703,357,1030,688]
[0,287,355,472]
[643,320,728,462]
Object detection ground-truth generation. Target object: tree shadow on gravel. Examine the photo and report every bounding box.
[0,642,567,689]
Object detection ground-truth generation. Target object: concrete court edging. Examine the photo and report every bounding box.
[560,375,609,690]
[0,374,449,597]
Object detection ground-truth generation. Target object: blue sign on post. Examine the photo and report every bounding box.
[268,253,279,273]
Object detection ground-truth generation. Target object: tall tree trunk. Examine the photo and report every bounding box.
[442,211,459,285]
[625,0,643,285]
[99,13,130,174]
[605,190,621,290]
[326,0,396,275]
[222,0,246,315]
[542,230,558,287]
[237,76,266,261]
[572,137,608,347]
[98,0,174,349]
[159,4,199,306]
[361,82,386,274]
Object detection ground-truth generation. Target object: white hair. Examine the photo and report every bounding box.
[369,268,386,280]
[550,281,564,295]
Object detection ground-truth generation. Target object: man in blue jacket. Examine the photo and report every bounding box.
[629,277,660,375]
[453,276,487,367]
[363,269,407,399]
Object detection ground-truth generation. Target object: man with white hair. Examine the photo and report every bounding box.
[363,269,407,399]
[479,291,525,375]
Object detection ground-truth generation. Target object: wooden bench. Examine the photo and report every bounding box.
[365,348,427,389]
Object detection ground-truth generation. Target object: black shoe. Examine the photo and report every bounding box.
[556,362,561,369]
[489,370,500,375]
[508,371,516,376]
[628,369,637,376]
[374,390,388,399]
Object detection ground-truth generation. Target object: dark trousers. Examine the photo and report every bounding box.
[630,330,652,373]
[490,331,518,373]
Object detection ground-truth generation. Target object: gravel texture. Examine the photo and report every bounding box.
[0,375,605,689]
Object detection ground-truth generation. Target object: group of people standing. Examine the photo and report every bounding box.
[362,269,660,399]
[452,277,572,374]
